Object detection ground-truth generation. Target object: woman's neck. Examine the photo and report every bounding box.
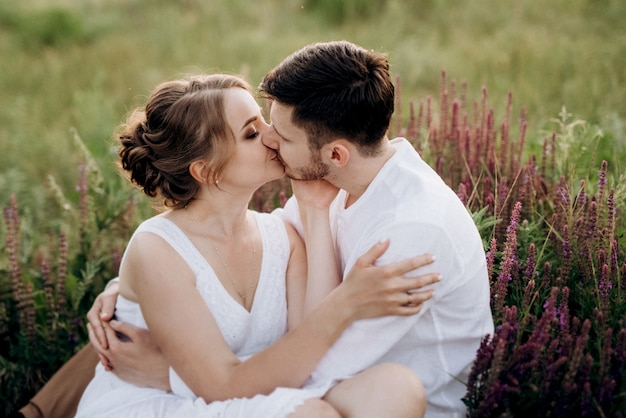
[179,186,254,239]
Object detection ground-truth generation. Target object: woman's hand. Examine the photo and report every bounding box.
[291,179,339,210]
[338,239,440,320]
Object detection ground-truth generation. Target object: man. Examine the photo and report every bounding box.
[257,41,493,417]
[17,41,492,418]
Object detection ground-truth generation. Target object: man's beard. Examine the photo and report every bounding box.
[284,152,330,181]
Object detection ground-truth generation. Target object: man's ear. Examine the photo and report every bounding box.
[323,140,351,168]
[189,160,209,184]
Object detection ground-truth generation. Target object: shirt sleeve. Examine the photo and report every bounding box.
[306,220,462,385]
[105,277,120,289]
[271,196,303,237]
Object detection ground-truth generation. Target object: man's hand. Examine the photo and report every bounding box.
[88,319,171,392]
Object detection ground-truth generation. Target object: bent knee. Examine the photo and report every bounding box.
[288,398,341,418]
[373,363,427,401]
[367,363,426,417]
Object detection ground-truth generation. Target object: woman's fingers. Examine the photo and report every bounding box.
[405,289,435,306]
[88,323,113,370]
[402,272,442,292]
[343,244,441,319]
[390,289,435,316]
[352,239,391,268]
[86,280,120,349]
[380,254,436,279]
[386,271,440,316]
[86,299,109,349]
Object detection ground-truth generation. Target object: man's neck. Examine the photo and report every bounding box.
[332,139,396,208]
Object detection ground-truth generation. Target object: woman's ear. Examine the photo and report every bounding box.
[324,140,351,168]
[189,160,209,184]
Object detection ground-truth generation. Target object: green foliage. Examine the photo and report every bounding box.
[0,5,88,49]
[470,206,501,251]
[1,0,624,206]
[0,131,149,415]
[304,0,386,24]
[390,71,626,415]
[549,108,624,187]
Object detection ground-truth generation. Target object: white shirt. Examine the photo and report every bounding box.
[275,138,494,418]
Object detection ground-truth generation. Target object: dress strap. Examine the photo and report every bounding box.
[130,217,209,276]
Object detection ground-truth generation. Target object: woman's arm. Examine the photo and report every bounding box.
[284,225,308,329]
[126,231,350,402]
[125,230,437,403]
[286,179,342,324]
[283,206,340,329]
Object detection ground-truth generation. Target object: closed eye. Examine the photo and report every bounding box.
[271,125,289,142]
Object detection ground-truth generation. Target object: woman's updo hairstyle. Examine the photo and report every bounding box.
[117,74,251,208]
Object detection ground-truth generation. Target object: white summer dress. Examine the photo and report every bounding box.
[75,212,334,418]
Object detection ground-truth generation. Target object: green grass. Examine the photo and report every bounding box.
[1,0,624,207]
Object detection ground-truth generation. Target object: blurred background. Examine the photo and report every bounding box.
[1,0,624,205]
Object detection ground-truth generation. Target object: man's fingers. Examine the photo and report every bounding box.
[109,319,139,340]
[98,354,111,371]
[109,319,154,344]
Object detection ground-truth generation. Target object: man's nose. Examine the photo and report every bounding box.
[262,128,279,150]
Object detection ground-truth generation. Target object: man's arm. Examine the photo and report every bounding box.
[307,221,453,385]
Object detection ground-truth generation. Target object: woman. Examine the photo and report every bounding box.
[75,74,437,417]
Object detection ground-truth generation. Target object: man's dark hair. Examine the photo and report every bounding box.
[259,41,394,156]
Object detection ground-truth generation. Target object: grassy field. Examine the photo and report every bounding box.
[1,0,624,212]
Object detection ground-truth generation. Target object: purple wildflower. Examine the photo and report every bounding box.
[56,232,68,311]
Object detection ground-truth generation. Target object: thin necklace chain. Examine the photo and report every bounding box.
[211,227,258,303]
[185,206,259,305]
